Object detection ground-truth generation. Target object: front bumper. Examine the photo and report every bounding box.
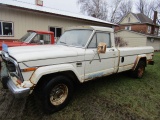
[2,78,30,98]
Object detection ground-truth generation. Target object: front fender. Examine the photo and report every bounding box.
[30,64,81,84]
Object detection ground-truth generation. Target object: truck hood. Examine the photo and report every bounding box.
[8,45,82,62]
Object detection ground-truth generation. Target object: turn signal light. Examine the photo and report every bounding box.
[16,79,22,84]
[22,67,37,72]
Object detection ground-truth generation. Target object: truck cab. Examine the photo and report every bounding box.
[0,30,55,50]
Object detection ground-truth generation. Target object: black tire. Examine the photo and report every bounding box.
[42,75,74,114]
[131,61,145,78]
[1,76,9,89]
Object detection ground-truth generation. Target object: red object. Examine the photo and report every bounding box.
[0,30,55,50]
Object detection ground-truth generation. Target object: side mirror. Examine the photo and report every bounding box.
[97,42,106,54]
[40,40,44,44]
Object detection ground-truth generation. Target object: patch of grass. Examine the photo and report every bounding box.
[22,52,160,119]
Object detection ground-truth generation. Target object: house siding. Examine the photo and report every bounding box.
[147,38,160,51]
[120,13,140,24]
[115,24,147,34]
[131,24,148,34]
[115,24,159,35]
[115,24,148,33]
[0,6,112,40]
[115,31,147,47]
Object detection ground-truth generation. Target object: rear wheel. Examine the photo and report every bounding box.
[42,75,73,114]
[131,61,145,78]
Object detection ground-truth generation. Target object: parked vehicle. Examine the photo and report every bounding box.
[1,26,154,113]
[0,30,55,71]
[0,30,55,50]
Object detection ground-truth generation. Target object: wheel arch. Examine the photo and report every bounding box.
[33,70,80,96]
[132,54,147,71]
[30,64,82,84]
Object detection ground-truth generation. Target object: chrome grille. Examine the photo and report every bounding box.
[2,51,24,82]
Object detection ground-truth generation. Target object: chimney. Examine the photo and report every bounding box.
[153,11,157,25]
[151,11,158,34]
[35,0,43,6]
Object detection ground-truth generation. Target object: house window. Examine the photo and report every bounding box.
[150,38,154,43]
[0,21,13,36]
[125,26,131,30]
[154,28,158,34]
[148,26,151,33]
[49,27,62,41]
[128,17,130,22]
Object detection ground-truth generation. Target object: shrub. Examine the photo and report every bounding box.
[115,37,128,47]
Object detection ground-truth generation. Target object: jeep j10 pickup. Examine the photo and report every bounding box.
[1,26,154,113]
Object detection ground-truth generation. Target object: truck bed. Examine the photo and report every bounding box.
[117,46,154,72]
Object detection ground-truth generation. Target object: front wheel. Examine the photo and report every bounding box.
[42,76,73,114]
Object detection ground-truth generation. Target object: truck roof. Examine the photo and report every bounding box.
[27,30,54,34]
[66,26,114,32]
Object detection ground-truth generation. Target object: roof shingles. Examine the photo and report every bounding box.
[134,13,153,24]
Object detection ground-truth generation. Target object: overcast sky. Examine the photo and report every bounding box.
[44,0,80,13]
[16,0,155,14]
[18,0,81,14]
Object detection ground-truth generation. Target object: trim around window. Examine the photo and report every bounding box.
[125,26,131,30]
[148,26,151,33]
[87,32,111,49]
[0,20,14,37]
[49,26,62,41]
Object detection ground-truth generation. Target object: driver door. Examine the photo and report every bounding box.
[84,32,116,81]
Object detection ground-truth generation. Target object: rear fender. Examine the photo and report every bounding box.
[132,54,146,71]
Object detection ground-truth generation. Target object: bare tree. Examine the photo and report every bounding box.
[154,0,160,24]
[77,0,133,23]
[111,0,133,23]
[136,0,159,18]
[118,0,132,19]
[115,37,128,47]
[77,0,159,24]
[110,0,121,23]
[77,0,108,20]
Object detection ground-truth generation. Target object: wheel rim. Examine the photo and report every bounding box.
[50,84,68,106]
[138,66,144,78]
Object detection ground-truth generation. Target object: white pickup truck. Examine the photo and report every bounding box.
[1,26,154,113]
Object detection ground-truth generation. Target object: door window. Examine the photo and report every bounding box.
[31,34,51,44]
[88,32,111,48]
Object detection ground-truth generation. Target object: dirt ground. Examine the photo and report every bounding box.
[0,85,43,120]
[0,87,25,120]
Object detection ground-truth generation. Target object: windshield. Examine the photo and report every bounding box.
[57,30,93,47]
[20,32,36,43]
